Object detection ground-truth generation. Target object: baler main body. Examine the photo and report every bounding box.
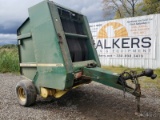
[17,0,122,93]
[16,1,156,107]
[17,1,102,92]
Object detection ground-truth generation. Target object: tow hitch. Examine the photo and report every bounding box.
[118,69,157,114]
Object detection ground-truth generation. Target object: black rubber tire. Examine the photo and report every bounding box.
[15,80,37,107]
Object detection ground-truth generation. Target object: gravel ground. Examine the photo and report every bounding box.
[0,73,160,120]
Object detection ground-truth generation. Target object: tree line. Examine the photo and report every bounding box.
[102,0,160,19]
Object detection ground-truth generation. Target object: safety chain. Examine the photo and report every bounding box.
[119,69,141,114]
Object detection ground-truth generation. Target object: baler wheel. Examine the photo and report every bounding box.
[16,80,37,107]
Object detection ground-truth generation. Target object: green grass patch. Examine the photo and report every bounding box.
[0,45,20,73]
[102,66,146,73]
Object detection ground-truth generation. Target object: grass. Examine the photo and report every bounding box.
[0,45,19,73]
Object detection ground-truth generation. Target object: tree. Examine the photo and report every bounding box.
[139,0,160,14]
[102,0,140,19]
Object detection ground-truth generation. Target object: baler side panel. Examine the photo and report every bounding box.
[48,2,73,73]
[28,1,69,90]
[83,16,101,67]
[17,19,37,80]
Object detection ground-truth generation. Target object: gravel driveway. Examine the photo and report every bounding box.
[0,73,160,120]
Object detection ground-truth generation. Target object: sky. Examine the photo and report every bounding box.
[0,0,108,45]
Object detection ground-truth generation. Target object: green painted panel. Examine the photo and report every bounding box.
[34,68,66,90]
[18,19,31,35]
[18,19,36,79]
[28,1,70,90]
[20,38,35,63]
[22,68,37,80]
[31,20,64,64]
[83,16,101,67]
[28,1,52,28]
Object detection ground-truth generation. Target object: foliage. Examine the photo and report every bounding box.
[0,45,19,73]
[102,0,140,19]
[0,44,17,49]
[137,0,160,15]
[102,0,160,19]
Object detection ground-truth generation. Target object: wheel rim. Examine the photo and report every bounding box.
[17,87,26,101]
